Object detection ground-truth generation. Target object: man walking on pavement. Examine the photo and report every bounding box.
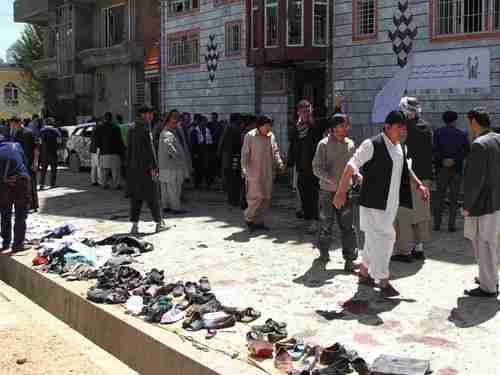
[0,136,32,253]
[11,118,39,212]
[463,108,500,298]
[39,119,61,190]
[312,113,359,272]
[89,121,102,187]
[241,116,285,232]
[127,106,166,234]
[288,100,328,234]
[392,97,434,262]
[433,110,470,232]
[96,112,125,190]
[334,111,430,297]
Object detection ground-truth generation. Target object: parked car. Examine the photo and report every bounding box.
[66,122,133,172]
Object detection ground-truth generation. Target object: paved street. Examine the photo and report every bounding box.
[0,280,138,375]
[14,169,500,374]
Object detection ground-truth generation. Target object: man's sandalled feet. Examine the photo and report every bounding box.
[464,287,498,298]
[130,223,139,235]
[391,254,414,263]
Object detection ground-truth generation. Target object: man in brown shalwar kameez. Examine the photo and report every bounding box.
[241,116,284,232]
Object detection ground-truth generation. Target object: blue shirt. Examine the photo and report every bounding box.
[0,142,30,179]
[433,125,470,175]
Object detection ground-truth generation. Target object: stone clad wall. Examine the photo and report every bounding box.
[334,0,500,143]
[161,0,256,118]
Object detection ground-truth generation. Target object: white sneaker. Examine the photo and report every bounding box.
[130,223,139,235]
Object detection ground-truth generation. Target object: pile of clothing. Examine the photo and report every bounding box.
[32,233,154,282]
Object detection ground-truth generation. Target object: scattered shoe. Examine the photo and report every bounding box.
[161,306,185,324]
[320,343,347,366]
[274,347,293,373]
[199,276,211,292]
[125,296,144,316]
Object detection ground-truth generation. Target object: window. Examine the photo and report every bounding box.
[355,0,376,36]
[167,0,199,16]
[287,0,304,45]
[96,72,106,102]
[3,83,18,106]
[251,0,259,48]
[55,4,74,77]
[313,0,328,45]
[225,21,242,56]
[265,0,279,47]
[434,0,492,35]
[102,5,125,48]
[168,32,200,66]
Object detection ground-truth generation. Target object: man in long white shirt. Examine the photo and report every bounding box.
[334,111,429,297]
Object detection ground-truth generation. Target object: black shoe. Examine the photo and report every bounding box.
[92,182,99,187]
[391,254,414,263]
[464,287,498,298]
[448,226,457,233]
[413,251,426,260]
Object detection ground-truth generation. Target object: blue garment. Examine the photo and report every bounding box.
[0,142,29,178]
[433,125,470,175]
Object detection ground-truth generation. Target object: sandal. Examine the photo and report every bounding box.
[199,277,211,292]
[237,308,262,323]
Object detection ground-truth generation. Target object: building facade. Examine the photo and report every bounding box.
[334,0,500,140]
[0,64,42,120]
[14,0,160,124]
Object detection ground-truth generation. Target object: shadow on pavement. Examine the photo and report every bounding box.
[293,258,346,288]
[448,296,500,328]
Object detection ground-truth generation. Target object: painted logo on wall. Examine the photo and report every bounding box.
[388,0,418,68]
[205,34,220,83]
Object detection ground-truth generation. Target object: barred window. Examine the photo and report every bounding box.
[251,0,259,48]
[102,5,125,48]
[168,33,200,66]
[356,0,375,35]
[435,0,487,35]
[287,0,304,45]
[265,0,279,47]
[225,22,242,55]
[313,0,328,45]
[3,82,18,106]
[167,0,199,16]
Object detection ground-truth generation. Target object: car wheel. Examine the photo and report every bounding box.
[69,153,81,173]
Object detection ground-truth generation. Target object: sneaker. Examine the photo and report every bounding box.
[130,223,139,235]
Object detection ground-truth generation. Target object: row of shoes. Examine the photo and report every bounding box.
[247,319,289,358]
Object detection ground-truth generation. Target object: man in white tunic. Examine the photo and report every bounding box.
[241,116,284,231]
[334,111,429,297]
[463,108,500,298]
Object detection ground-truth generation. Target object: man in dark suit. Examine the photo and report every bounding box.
[463,108,500,298]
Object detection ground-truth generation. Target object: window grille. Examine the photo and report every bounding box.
[225,22,242,55]
[265,0,279,47]
[313,0,328,45]
[168,34,200,66]
[356,0,375,35]
[288,0,304,45]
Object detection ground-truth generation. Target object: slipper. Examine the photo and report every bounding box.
[206,329,217,339]
[289,339,306,361]
[274,347,293,373]
[160,306,185,324]
[248,340,274,359]
[275,338,297,351]
[172,282,185,298]
[237,308,262,323]
[199,277,211,292]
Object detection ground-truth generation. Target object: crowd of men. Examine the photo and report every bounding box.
[0,97,499,300]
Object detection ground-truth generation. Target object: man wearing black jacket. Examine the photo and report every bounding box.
[463,108,500,297]
[95,112,125,190]
[288,100,328,234]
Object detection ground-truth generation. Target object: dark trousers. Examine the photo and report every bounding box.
[298,172,319,221]
[40,159,58,187]
[434,167,461,229]
[29,170,39,210]
[130,197,161,223]
[226,168,242,206]
[1,177,30,250]
[317,190,358,261]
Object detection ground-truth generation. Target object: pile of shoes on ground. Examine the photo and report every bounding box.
[247,324,370,375]
[89,270,262,338]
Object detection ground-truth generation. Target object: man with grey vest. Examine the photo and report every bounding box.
[334,111,429,297]
[463,108,500,298]
[312,113,358,272]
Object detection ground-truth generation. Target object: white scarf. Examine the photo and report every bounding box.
[195,126,213,145]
